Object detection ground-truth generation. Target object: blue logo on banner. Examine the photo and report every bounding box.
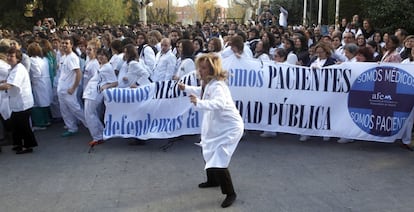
[348,66,414,136]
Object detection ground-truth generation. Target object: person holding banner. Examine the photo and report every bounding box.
[178,53,243,208]
[300,42,337,142]
[83,48,118,146]
[173,39,195,80]
[381,35,402,63]
[117,44,151,88]
[260,48,291,138]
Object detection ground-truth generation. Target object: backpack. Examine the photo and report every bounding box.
[141,44,158,59]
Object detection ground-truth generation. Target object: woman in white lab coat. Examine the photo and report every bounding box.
[0,48,37,154]
[27,42,52,129]
[0,47,11,145]
[83,48,118,146]
[178,53,243,208]
[117,44,151,88]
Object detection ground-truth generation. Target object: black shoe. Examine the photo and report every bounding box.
[12,146,22,151]
[128,139,147,146]
[221,193,237,208]
[16,148,33,154]
[198,182,219,188]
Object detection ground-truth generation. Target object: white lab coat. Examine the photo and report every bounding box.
[83,63,117,141]
[139,45,156,72]
[185,80,244,169]
[152,50,177,82]
[174,58,195,79]
[83,58,100,90]
[0,60,11,119]
[117,60,151,88]
[7,63,34,112]
[109,53,124,71]
[29,56,52,107]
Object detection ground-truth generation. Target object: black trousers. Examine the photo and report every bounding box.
[206,168,235,195]
[10,109,38,148]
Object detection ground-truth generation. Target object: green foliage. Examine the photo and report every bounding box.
[37,0,71,25]
[66,0,127,25]
[125,0,140,24]
[361,0,414,34]
[1,9,32,30]
[0,0,29,29]
[269,0,303,25]
[0,0,413,34]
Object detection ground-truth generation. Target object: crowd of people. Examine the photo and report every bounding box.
[1,11,414,153]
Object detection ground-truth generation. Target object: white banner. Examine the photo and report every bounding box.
[104,55,414,143]
[103,72,201,140]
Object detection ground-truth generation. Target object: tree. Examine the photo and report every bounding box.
[233,0,258,24]
[34,0,71,25]
[361,0,414,34]
[66,0,127,25]
[196,0,217,23]
[225,3,245,24]
[146,0,177,24]
[0,0,31,30]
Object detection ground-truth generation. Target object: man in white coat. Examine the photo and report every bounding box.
[58,36,86,137]
[151,38,177,82]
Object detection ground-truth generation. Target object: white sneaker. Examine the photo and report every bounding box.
[323,136,330,141]
[260,132,277,138]
[337,138,354,144]
[299,135,309,141]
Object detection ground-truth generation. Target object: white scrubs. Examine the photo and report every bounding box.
[83,63,117,141]
[57,52,86,132]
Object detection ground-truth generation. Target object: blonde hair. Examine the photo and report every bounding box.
[0,38,12,47]
[87,39,101,50]
[195,53,227,82]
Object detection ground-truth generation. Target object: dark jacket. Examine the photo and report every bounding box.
[307,56,337,67]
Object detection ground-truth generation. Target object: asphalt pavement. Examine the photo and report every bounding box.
[1,122,414,212]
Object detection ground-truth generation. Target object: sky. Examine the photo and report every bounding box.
[173,0,230,8]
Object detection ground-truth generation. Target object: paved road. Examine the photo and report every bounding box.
[1,123,414,212]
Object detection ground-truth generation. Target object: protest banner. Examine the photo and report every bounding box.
[104,55,414,143]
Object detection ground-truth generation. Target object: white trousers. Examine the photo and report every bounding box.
[58,91,86,132]
[84,95,104,141]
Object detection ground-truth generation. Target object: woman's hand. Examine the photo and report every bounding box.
[189,94,197,106]
[178,82,185,91]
